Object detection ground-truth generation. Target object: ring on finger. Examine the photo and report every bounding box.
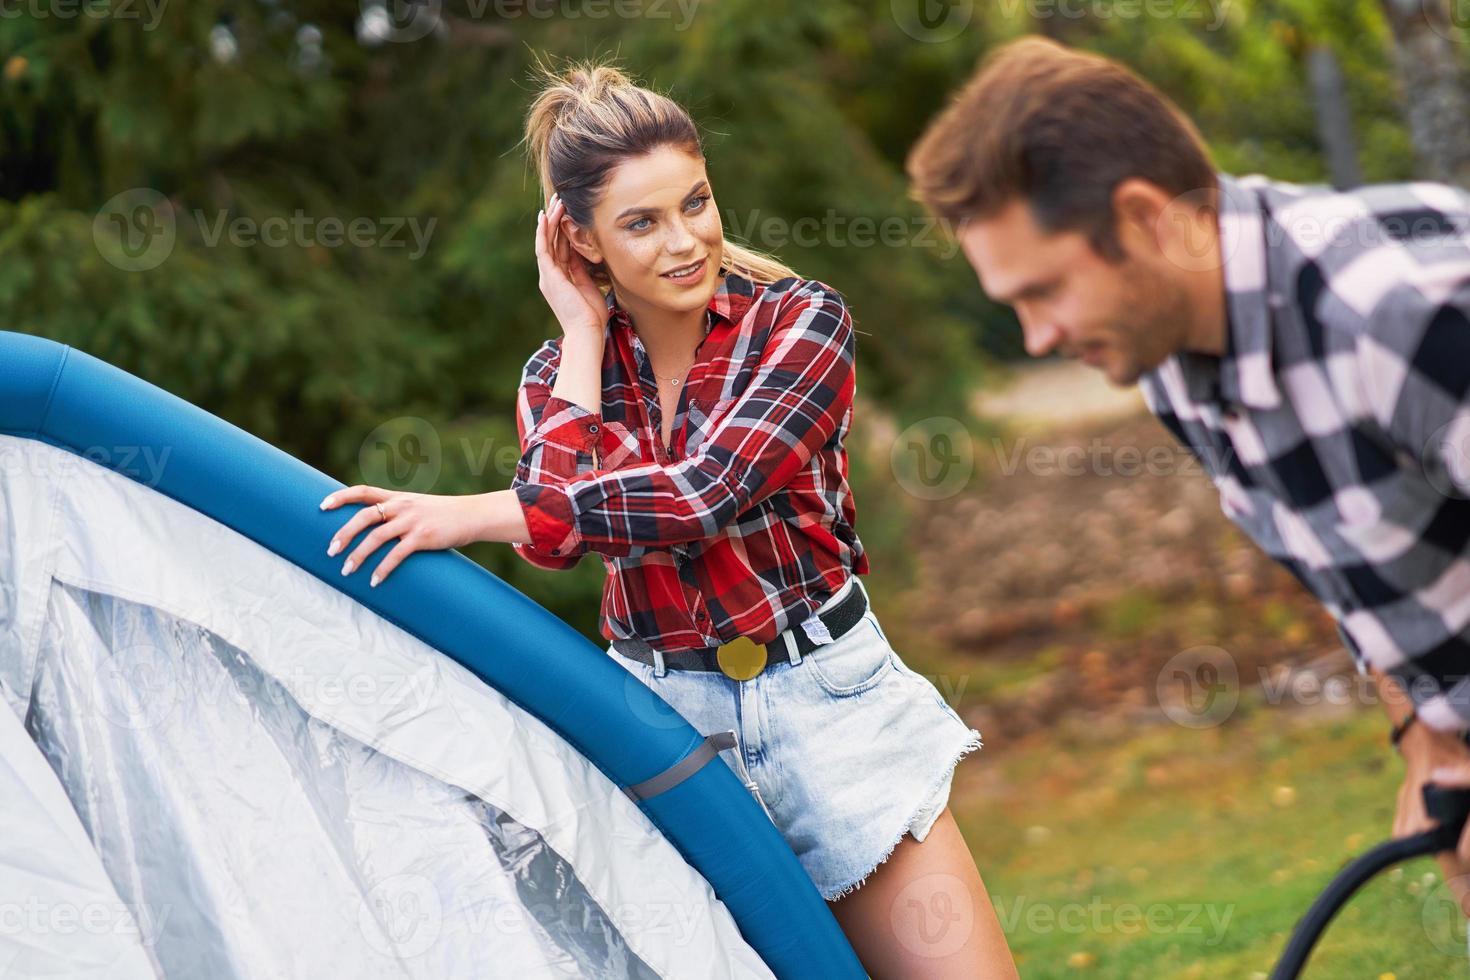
[375,502,387,523]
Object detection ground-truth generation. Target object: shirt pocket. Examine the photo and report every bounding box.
[683,396,738,456]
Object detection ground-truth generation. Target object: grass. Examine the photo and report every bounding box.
[957,703,1469,978]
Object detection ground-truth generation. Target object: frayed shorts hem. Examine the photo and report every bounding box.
[818,727,983,903]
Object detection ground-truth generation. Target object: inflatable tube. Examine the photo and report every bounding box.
[0,330,866,979]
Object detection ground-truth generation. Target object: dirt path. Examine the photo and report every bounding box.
[971,358,1146,428]
[886,360,1346,755]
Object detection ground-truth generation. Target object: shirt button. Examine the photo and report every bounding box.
[588,424,599,433]
[550,547,561,556]
[695,610,707,621]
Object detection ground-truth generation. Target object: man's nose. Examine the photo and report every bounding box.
[1020,315,1063,358]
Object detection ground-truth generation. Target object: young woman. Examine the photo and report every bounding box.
[322,59,1018,977]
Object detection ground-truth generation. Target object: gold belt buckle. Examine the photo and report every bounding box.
[715,634,769,681]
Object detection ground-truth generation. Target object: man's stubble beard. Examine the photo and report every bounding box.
[1110,261,1193,386]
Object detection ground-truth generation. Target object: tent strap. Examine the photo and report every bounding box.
[622,730,737,802]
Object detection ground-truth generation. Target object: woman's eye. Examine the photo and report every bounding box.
[627,197,706,231]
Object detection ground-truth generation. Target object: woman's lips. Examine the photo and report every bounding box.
[660,257,706,285]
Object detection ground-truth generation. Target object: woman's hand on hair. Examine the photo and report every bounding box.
[536,193,606,340]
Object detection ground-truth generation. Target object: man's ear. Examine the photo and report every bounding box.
[561,217,604,266]
[1112,178,1172,254]
[1129,178,1220,274]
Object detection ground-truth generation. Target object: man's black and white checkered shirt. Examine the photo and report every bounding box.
[1138,171,1470,732]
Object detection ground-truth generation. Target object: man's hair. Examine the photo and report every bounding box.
[906,36,1217,260]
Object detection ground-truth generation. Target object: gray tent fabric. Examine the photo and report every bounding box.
[0,435,775,979]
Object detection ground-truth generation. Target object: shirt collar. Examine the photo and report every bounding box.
[1174,171,1281,411]
[604,270,758,359]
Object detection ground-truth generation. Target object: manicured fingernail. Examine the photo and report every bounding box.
[328,539,340,557]
[370,574,381,588]
[320,497,331,509]
[341,560,355,576]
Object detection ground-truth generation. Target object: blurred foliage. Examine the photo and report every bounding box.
[0,0,1433,631]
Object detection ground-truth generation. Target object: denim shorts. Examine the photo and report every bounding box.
[605,576,983,903]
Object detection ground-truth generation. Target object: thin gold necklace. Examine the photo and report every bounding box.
[653,359,697,387]
[645,311,709,388]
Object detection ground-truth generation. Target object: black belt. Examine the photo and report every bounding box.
[610,579,868,675]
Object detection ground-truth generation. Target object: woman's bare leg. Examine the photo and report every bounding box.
[826,807,1018,979]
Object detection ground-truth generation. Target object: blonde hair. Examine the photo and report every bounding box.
[522,55,798,287]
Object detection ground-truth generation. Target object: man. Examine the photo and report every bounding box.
[906,35,1470,915]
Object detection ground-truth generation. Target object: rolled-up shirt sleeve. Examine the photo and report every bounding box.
[514,281,855,559]
[509,342,638,570]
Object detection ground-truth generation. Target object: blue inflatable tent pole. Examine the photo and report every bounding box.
[0,330,866,979]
